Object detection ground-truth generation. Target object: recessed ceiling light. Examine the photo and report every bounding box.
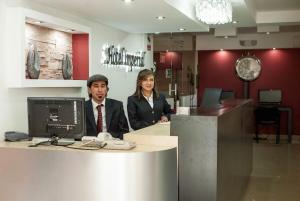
[178,28,186,31]
[156,16,166,20]
[273,48,276,50]
[266,32,270,35]
[220,49,224,51]
[224,36,228,39]
[232,20,238,24]
[154,32,160,34]
[122,0,134,3]
[34,21,42,24]
[67,29,75,32]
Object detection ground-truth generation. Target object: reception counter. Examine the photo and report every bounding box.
[125,99,254,201]
[0,100,253,201]
[0,141,177,201]
[124,122,177,148]
[171,99,254,201]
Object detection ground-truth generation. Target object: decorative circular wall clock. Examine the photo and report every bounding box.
[235,55,261,81]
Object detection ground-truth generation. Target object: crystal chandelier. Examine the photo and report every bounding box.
[195,0,232,25]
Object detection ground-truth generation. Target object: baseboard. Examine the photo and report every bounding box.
[254,134,300,144]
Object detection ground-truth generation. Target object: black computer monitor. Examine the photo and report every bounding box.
[258,89,282,104]
[200,88,222,108]
[27,97,86,140]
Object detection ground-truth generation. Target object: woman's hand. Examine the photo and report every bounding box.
[159,116,168,122]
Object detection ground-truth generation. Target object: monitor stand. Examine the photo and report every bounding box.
[52,136,75,146]
[30,136,75,147]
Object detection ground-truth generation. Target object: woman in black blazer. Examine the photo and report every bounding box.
[127,69,172,130]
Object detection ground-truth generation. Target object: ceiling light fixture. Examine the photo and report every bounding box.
[178,28,186,31]
[156,16,166,20]
[195,0,232,24]
[122,0,134,3]
[266,32,270,35]
[232,20,238,24]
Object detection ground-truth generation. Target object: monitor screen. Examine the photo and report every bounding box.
[259,89,282,104]
[200,88,222,108]
[27,97,86,140]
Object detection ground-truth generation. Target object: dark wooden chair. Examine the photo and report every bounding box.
[255,106,281,144]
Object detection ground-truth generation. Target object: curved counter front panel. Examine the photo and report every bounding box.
[0,144,177,201]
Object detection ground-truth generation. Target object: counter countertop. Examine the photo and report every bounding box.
[0,140,175,153]
[190,99,253,116]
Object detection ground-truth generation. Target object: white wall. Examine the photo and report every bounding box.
[0,0,153,140]
[154,34,194,51]
[153,31,300,51]
[89,32,153,104]
[196,32,300,50]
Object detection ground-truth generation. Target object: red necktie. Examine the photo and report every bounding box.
[96,104,103,133]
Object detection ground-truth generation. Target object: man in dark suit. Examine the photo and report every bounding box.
[86,74,129,139]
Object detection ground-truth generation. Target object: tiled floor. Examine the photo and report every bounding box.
[242,140,300,201]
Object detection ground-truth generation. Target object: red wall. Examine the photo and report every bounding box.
[72,34,89,80]
[198,49,300,135]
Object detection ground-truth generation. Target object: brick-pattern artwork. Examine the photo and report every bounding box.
[25,23,73,80]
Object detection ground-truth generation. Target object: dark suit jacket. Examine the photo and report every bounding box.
[85,98,129,139]
[127,94,172,130]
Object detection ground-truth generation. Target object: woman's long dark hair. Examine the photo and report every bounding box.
[133,69,159,99]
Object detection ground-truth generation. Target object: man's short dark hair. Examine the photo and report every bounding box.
[87,74,108,87]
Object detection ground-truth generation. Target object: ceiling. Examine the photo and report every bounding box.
[26,0,300,34]
[253,0,300,11]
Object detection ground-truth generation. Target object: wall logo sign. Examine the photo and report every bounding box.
[101,44,146,71]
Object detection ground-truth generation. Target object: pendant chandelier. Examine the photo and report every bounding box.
[195,0,232,25]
